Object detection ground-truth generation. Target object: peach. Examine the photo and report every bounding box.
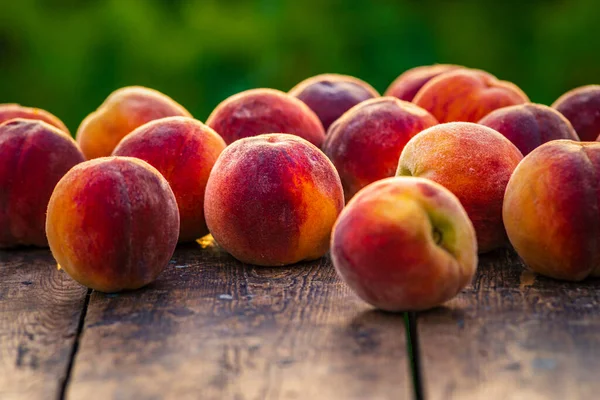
[397,122,523,253]
[204,134,344,266]
[0,119,85,248]
[0,104,69,133]
[503,140,600,281]
[331,177,477,311]
[76,86,191,160]
[206,89,325,147]
[413,69,529,123]
[323,97,438,200]
[384,64,462,102]
[46,157,179,292]
[552,85,600,141]
[479,103,579,156]
[113,117,226,242]
[288,73,379,130]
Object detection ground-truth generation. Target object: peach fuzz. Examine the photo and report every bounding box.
[323,97,438,200]
[204,134,344,266]
[206,88,325,147]
[552,85,600,141]
[76,86,191,160]
[397,122,523,253]
[113,117,226,242]
[413,69,529,123]
[384,64,462,102]
[289,73,379,130]
[0,103,69,133]
[479,103,579,156]
[503,140,600,281]
[46,157,179,292]
[331,177,477,312]
[0,119,85,248]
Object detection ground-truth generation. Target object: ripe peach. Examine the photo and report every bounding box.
[397,122,523,253]
[552,85,600,141]
[113,117,226,242]
[206,89,325,147]
[0,119,85,248]
[76,86,191,159]
[323,97,438,200]
[46,157,179,292]
[331,177,477,311]
[204,134,344,266]
[0,104,69,133]
[384,64,462,102]
[413,69,529,123]
[503,140,600,281]
[478,103,579,156]
[288,73,379,130]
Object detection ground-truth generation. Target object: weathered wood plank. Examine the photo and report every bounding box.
[67,237,410,400]
[0,249,88,400]
[417,249,600,400]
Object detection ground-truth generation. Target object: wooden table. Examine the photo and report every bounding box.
[1,236,599,400]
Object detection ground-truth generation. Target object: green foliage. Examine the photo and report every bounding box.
[0,0,598,133]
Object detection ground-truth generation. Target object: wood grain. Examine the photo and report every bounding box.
[0,249,88,400]
[416,249,600,400]
[66,237,410,400]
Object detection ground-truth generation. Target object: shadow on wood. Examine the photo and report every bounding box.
[65,237,411,400]
[416,248,600,400]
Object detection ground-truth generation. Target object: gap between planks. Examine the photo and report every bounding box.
[406,312,424,400]
[58,288,92,400]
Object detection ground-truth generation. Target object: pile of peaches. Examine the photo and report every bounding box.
[2,65,600,311]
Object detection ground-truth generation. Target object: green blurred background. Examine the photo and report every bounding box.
[1,0,598,134]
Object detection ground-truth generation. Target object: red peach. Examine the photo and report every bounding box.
[46,157,180,292]
[552,85,600,141]
[478,103,579,156]
[331,177,477,311]
[503,140,600,281]
[413,69,529,123]
[323,97,438,200]
[76,86,191,159]
[113,117,226,242]
[384,64,462,102]
[289,73,379,130]
[206,89,325,147]
[0,104,69,133]
[204,134,344,266]
[0,119,85,248]
[397,122,523,253]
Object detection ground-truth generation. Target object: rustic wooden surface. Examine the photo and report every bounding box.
[65,237,410,400]
[3,241,600,399]
[0,249,88,400]
[416,249,600,400]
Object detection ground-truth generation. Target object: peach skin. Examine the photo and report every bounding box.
[398,122,523,253]
[76,86,191,159]
[289,73,379,130]
[0,104,69,133]
[384,64,462,102]
[331,177,477,312]
[503,140,600,281]
[113,117,226,242]
[204,133,344,266]
[552,85,600,141]
[323,97,438,200]
[206,89,325,147]
[46,157,180,292]
[0,119,85,248]
[413,69,529,123]
[479,103,579,156]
